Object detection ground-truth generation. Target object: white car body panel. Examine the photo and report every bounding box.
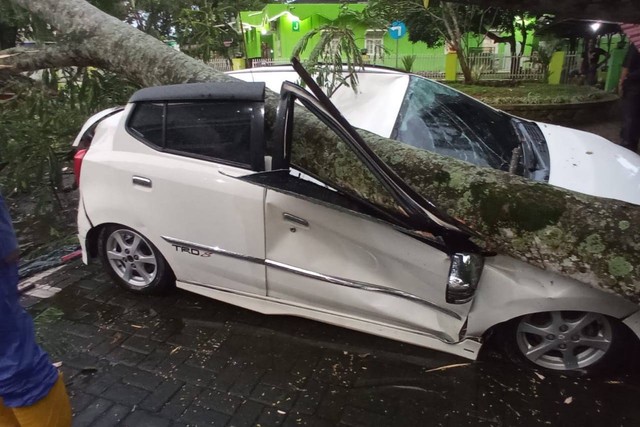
[77,197,91,265]
[177,280,482,360]
[75,86,640,362]
[320,73,408,138]
[264,189,468,342]
[467,255,639,337]
[81,108,267,295]
[231,68,408,140]
[541,123,640,205]
[229,67,640,205]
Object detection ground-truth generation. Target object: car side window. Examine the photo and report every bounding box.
[128,102,164,147]
[165,102,253,166]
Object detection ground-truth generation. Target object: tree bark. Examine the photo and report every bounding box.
[0,43,93,72]
[6,0,640,303]
[440,3,473,84]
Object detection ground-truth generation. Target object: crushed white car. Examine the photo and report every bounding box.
[229,65,640,206]
[72,64,640,374]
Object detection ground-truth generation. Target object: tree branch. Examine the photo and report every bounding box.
[484,30,511,45]
[0,42,94,73]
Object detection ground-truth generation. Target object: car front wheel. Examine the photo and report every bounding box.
[509,311,628,373]
[99,225,174,294]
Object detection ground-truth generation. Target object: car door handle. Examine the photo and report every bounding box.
[283,212,309,227]
[132,176,152,188]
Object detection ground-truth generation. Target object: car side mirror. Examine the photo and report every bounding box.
[446,253,484,304]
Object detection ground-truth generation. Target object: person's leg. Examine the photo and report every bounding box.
[0,397,20,427]
[621,88,640,152]
[630,91,640,153]
[10,374,72,427]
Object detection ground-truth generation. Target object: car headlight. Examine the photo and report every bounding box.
[446,253,484,304]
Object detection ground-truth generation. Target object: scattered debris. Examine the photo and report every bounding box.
[19,245,81,281]
[564,397,573,404]
[534,372,546,381]
[18,265,66,295]
[425,363,471,373]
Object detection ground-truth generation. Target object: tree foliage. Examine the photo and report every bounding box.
[291,3,378,97]
[366,0,537,82]
[367,0,494,82]
[0,69,138,211]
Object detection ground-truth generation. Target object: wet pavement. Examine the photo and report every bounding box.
[22,262,640,427]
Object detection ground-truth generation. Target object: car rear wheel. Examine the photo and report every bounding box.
[508,311,628,373]
[99,225,174,294]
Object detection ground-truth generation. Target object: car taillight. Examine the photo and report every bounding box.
[73,148,88,186]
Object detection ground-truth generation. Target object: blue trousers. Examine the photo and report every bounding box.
[0,262,58,407]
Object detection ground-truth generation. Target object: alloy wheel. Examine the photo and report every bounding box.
[516,311,613,371]
[105,229,158,287]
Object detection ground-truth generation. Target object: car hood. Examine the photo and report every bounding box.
[539,122,640,205]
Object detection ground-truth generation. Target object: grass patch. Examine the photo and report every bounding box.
[447,82,615,105]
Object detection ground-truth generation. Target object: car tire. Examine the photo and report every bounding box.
[503,311,632,375]
[98,225,174,294]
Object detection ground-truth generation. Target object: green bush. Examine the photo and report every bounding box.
[0,68,138,213]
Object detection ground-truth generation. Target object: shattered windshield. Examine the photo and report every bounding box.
[391,76,518,171]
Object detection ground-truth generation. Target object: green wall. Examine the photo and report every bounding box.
[240,3,537,73]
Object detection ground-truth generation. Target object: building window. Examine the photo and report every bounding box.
[365,30,385,59]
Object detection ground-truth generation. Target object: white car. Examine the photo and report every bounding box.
[229,65,640,206]
[72,69,640,374]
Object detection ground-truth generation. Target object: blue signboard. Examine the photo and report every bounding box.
[388,21,407,40]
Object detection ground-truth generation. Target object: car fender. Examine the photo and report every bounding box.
[79,112,167,261]
[465,255,640,338]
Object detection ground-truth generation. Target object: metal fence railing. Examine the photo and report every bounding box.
[249,58,291,68]
[560,53,581,84]
[465,53,546,81]
[208,58,232,72]
[233,52,585,84]
[364,53,546,81]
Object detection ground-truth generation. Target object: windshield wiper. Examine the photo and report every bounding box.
[511,119,550,182]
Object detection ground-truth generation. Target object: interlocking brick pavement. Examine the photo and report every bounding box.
[22,262,640,426]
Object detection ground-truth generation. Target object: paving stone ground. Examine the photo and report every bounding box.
[21,262,640,427]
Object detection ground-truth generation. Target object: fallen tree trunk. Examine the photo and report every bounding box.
[0,43,93,72]
[4,0,639,303]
